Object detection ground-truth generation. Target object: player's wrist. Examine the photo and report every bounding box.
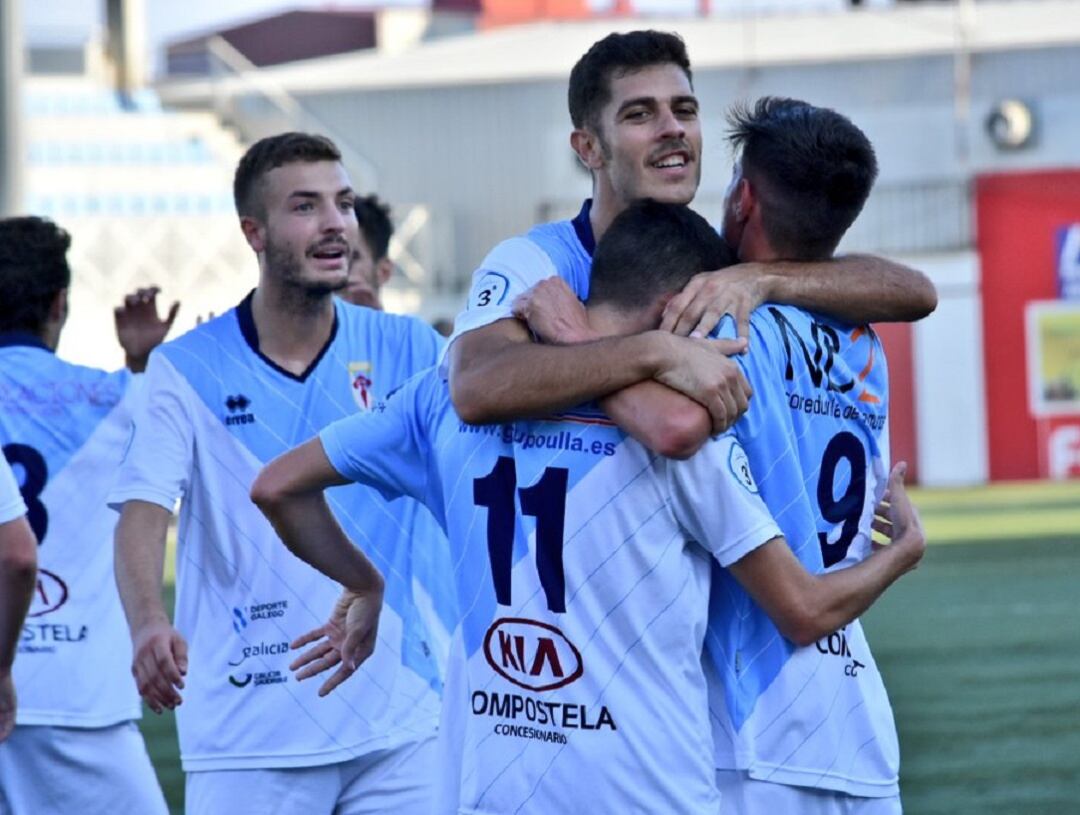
[636,331,677,379]
[124,352,150,373]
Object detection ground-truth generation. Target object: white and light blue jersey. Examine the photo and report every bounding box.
[107,294,454,771]
[320,369,781,815]
[443,200,595,371]
[707,305,897,797]
[0,333,141,727]
[0,455,26,523]
[450,206,901,795]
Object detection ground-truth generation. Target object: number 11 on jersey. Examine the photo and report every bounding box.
[474,456,569,614]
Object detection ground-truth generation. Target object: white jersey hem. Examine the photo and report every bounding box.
[739,761,900,798]
[179,722,436,772]
[106,486,178,514]
[15,707,142,728]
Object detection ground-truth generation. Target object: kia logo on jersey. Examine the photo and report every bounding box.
[483,617,584,692]
[28,569,68,617]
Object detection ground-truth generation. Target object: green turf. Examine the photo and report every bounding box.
[136,581,182,814]
[139,491,1080,814]
[862,535,1080,813]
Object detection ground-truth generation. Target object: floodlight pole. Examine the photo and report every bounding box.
[0,0,24,216]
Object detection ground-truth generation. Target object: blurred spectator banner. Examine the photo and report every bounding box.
[1055,224,1080,300]
[1026,301,1080,416]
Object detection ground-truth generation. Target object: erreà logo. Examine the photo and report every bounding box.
[224,394,256,426]
[483,617,584,692]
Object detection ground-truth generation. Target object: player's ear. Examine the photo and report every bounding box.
[374,257,394,288]
[48,288,68,326]
[240,216,267,253]
[733,177,754,224]
[571,128,605,171]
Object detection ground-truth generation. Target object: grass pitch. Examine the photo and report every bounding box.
[140,481,1080,814]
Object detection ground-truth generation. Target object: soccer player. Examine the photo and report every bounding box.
[447,30,936,455]
[341,194,395,309]
[704,98,912,814]
[0,457,36,745]
[250,200,926,815]
[0,216,168,813]
[517,100,917,813]
[108,132,451,814]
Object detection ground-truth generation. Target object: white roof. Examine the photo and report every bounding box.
[165,0,1080,95]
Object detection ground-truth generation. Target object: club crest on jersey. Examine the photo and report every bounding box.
[348,362,374,411]
[729,443,759,494]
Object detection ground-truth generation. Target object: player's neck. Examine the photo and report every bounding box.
[738,230,784,263]
[586,301,663,338]
[250,285,336,376]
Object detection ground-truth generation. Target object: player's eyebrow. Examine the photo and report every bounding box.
[616,96,658,116]
[616,94,699,116]
[287,187,355,200]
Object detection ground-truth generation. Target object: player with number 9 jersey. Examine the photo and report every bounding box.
[706,305,899,801]
[318,367,783,815]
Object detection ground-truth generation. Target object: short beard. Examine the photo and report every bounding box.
[265,236,347,315]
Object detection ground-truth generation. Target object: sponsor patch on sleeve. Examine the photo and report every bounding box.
[469,271,510,310]
[728,442,759,494]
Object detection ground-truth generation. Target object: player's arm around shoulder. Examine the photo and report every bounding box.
[728,463,926,647]
[661,256,937,340]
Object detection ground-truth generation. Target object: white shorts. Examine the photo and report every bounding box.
[715,770,902,815]
[0,721,168,815]
[185,736,436,815]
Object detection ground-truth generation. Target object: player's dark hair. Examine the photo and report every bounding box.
[0,216,72,335]
[568,30,692,131]
[728,97,878,260]
[233,132,342,218]
[354,194,393,261]
[588,200,734,311]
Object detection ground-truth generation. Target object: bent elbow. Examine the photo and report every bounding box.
[450,372,497,425]
[654,422,708,460]
[249,469,284,512]
[0,544,38,589]
[907,276,938,321]
[775,598,828,648]
[785,620,824,649]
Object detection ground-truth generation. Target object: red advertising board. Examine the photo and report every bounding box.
[977,169,1080,480]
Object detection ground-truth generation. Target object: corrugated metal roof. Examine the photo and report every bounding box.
[246,1,1080,91]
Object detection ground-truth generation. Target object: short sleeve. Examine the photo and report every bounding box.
[439,236,560,375]
[712,310,786,443]
[107,351,195,513]
[406,315,446,372]
[320,372,436,506]
[0,457,27,524]
[667,432,782,567]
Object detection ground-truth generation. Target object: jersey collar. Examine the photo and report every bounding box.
[572,199,596,257]
[0,331,52,352]
[235,290,339,384]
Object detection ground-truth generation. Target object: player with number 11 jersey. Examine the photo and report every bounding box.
[318,367,783,815]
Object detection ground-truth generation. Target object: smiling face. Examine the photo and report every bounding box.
[246,160,359,297]
[590,63,702,211]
